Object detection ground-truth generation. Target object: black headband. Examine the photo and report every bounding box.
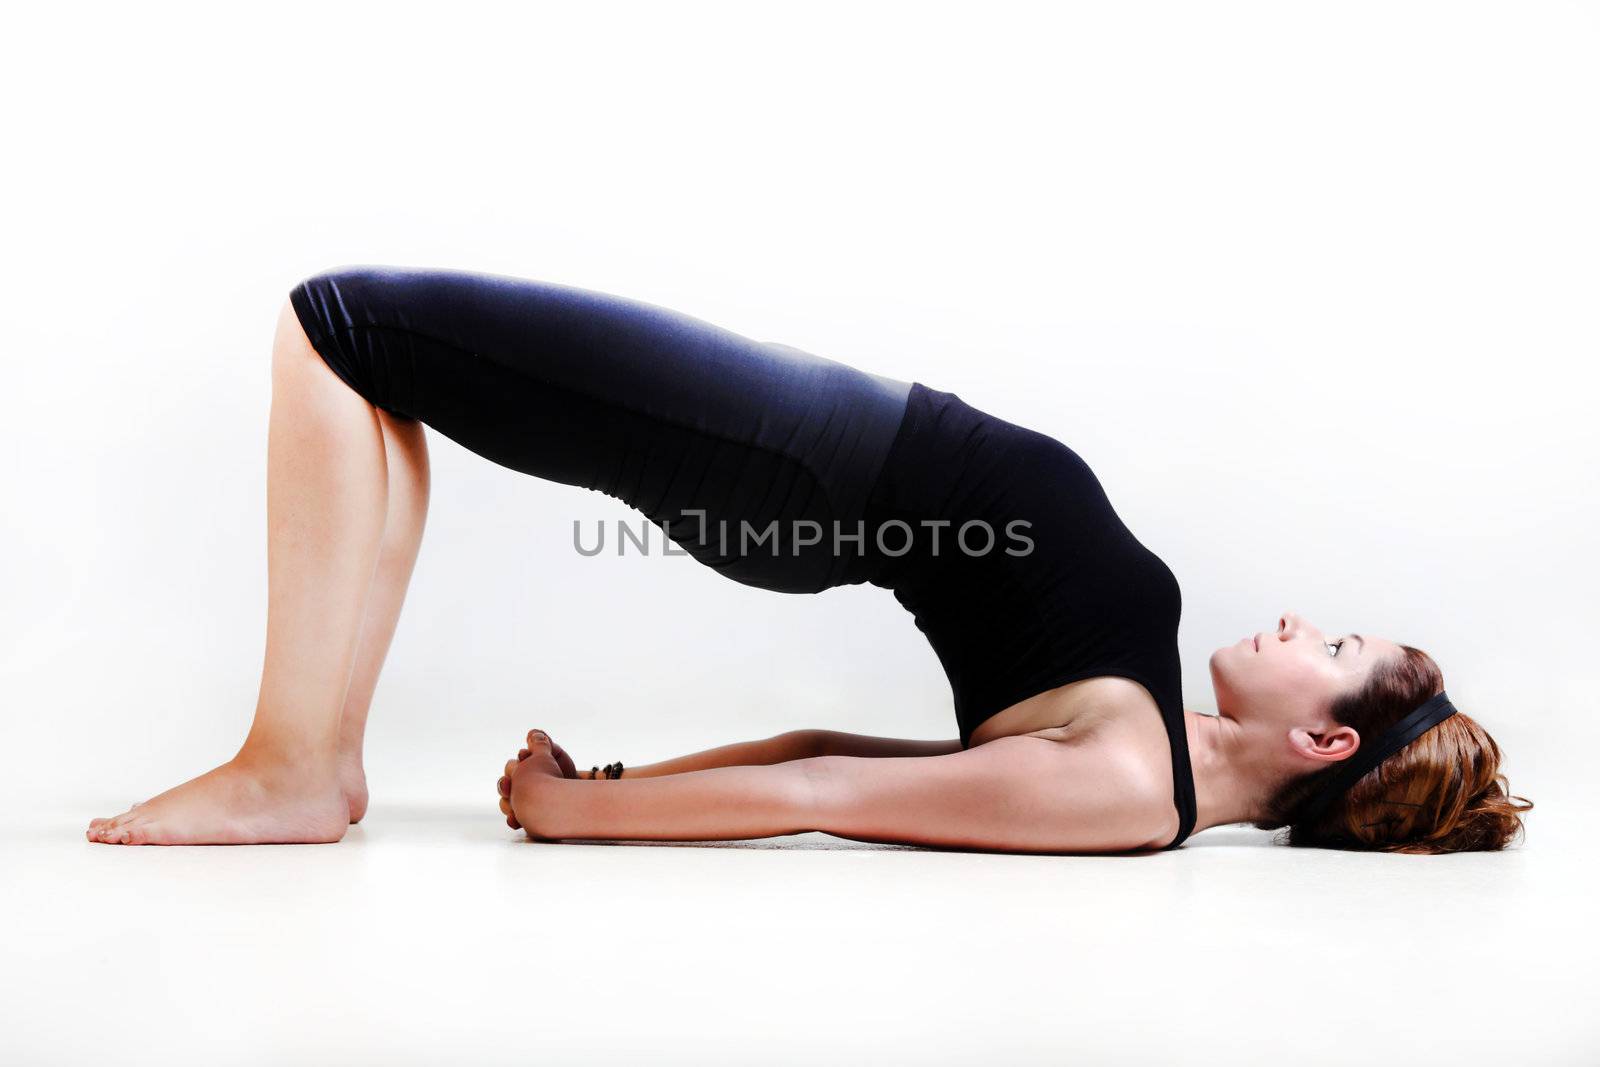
[1292,690,1459,824]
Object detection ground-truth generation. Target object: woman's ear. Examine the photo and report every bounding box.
[1287,723,1361,766]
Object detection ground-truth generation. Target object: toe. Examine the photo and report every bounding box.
[517,748,530,760]
[504,758,519,779]
[91,803,142,830]
[100,809,145,838]
[527,729,548,747]
[499,797,512,816]
[497,775,511,797]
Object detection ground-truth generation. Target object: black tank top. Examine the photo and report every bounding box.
[860,383,1198,850]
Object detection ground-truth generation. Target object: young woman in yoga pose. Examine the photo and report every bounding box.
[86,266,1532,853]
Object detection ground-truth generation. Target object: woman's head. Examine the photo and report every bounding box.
[1208,610,1532,853]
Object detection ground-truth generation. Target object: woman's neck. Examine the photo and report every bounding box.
[1183,709,1273,833]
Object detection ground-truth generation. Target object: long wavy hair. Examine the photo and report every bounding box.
[1252,645,1533,853]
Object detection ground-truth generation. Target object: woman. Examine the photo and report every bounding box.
[86,266,1532,853]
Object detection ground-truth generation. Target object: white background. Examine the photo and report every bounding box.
[2,3,1596,1064]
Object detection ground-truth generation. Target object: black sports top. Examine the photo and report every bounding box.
[860,383,1199,850]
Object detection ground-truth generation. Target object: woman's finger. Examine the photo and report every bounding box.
[551,742,579,779]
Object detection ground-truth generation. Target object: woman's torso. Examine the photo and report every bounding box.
[860,382,1198,849]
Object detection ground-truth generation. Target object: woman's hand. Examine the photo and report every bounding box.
[496,728,580,830]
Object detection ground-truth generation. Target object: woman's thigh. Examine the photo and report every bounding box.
[287,265,912,593]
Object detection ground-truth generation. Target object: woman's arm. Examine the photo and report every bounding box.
[814,730,965,759]
[586,729,963,778]
[515,735,1170,853]
[597,730,821,778]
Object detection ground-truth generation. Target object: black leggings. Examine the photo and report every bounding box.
[288,265,913,594]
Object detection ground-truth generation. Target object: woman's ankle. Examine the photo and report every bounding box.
[231,738,342,784]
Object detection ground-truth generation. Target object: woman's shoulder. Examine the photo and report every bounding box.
[1056,683,1185,846]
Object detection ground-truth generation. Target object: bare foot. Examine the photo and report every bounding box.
[339,756,369,824]
[87,799,145,836]
[85,756,349,845]
[495,729,577,833]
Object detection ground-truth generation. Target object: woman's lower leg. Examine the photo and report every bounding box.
[86,298,391,844]
[333,409,430,823]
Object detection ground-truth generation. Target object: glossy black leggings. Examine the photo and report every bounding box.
[288,266,913,594]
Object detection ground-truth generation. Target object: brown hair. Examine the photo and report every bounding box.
[1252,645,1533,853]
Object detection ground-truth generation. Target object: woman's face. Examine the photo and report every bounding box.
[1209,610,1401,729]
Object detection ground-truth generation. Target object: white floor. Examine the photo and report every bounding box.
[4,785,1596,1066]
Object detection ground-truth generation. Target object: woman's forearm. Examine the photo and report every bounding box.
[525,761,819,842]
[588,729,964,779]
[814,730,965,759]
[589,729,823,779]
